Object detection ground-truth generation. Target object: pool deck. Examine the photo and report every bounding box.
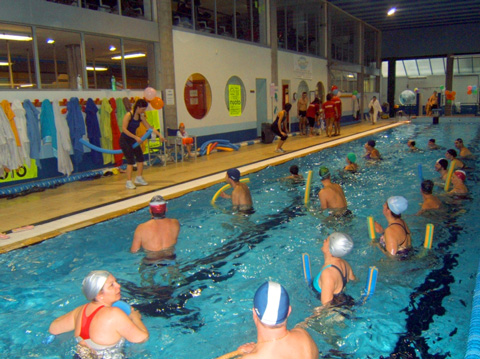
[0,119,404,253]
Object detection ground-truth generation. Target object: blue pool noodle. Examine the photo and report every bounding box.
[80,129,153,154]
[112,300,131,315]
[302,253,312,285]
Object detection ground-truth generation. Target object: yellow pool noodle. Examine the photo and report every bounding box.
[444,162,455,191]
[423,223,434,249]
[304,170,313,204]
[367,216,375,241]
[211,178,250,205]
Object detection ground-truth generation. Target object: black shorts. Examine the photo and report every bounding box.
[271,124,288,141]
[307,117,315,127]
[299,110,307,117]
[120,133,144,165]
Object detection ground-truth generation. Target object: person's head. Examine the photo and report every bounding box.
[319,166,330,181]
[366,140,376,149]
[82,270,120,303]
[150,195,167,219]
[435,158,448,171]
[289,165,299,176]
[421,180,434,195]
[454,138,464,149]
[384,196,408,218]
[323,232,354,257]
[179,122,186,131]
[284,103,292,112]
[312,97,320,104]
[407,140,415,148]
[428,139,436,147]
[446,149,457,159]
[133,99,148,115]
[326,93,333,101]
[226,168,241,183]
[302,92,307,98]
[372,96,377,100]
[453,170,466,183]
[433,91,437,95]
[346,152,356,164]
[253,281,290,328]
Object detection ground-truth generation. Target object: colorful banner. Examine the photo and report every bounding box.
[0,159,38,183]
[229,84,242,117]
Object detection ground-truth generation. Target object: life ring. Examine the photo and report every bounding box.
[211,178,250,205]
[304,170,313,204]
[80,129,153,154]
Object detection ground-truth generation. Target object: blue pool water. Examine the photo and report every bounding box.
[1,121,479,358]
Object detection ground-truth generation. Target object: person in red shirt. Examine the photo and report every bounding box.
[322,94,338,137]
[306,98,320,136]
[331,90,342,136]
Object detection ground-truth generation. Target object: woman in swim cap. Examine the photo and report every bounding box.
[449,170,468,195]
[49,270,149,358]
[344,153,358,172]
[313,232,356,306]
[374,196,412,259]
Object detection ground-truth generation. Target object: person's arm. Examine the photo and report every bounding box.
[122,113,141,142]
[382,228,398,256]
[140,116,165,141]
[130,225,143,253]
[115,308,149,343]
[49,306,82,335]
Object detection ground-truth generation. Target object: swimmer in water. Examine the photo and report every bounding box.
[428,138,441,150]
[343,153,358,172]
[220,168,253,212]
[446,149,465,170]
[49,270,149,359]
[454,138,472,158]
[417,180,442,215]
[448,170,468,195]
[374,196,412,259]
[318,166,350,217]
[407,140,420,152]
[434,158,449,182]
[364,140,381,160]
[284,165,304,181]
[131,195,179,264]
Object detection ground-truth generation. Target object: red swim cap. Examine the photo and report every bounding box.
[454,170,466,182]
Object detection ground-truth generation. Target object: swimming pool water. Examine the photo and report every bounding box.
[0,121,479,358]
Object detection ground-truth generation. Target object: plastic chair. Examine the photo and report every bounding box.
[167,128,197,162]
[146,136,167,166]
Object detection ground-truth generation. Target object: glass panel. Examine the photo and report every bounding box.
[417,59,432,76]
[473,57,480,73]
[457,57,472,74]
[121,0,146,18]
[286,7,296,51]
[330,7,355,63]
[403,59,418,77]
[306,11,318,56]
[430,57,445,75]
[120,39,150,89]
[195,0,214,33]
[363,75,375,93]
[396,61,406,77]
[172,0,193,29]
[236,0,251,41]
[252,0,267,44]
[216,1,234,37]
[184,73,211,119]
[85,35,121,89]
[0,24,36,89]
[277,8,286,49]
[225,75,246,115]
[382,61,389,78]
[364,27,378,68]
[36,28,81,89]
[296,12,307,53]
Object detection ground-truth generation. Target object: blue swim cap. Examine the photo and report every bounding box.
[227,168,240,182]
[387,196,408,215]
[254,281,290,326]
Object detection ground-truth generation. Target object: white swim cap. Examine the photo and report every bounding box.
[82,270,111,301]
[387,196,408,215]
[329,232,354,257]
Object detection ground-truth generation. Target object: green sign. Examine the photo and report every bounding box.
[229,85,242,117]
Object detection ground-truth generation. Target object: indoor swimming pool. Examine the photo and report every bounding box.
[1,120,479,359]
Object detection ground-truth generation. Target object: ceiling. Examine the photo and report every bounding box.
[326,0,480,32]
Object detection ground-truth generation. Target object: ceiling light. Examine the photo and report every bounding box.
[347,74,354,78]
[47,38,55,44]
[20,83,34,88]
[0,61,10,66]
[387,7,396,16]
[109,45,116,51]
[0,34,32,41]
[86,66,108,71]
[111,52,146,60]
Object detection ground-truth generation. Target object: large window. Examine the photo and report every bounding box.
[0,24,36,89]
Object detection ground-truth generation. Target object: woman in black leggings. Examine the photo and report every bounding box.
[271,103,292,153]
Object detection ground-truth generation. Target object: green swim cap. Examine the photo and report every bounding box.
[319,166,330,179]
[347,153,356,163]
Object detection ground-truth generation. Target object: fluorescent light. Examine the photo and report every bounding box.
[0,62,10,66]
[109,45,116,51]
[47,38,55,44]
[20,83,34,88]
[86,66,108,71]
[387,7,396,16]
[111,52,146,60]
[347,74,354,78]
[0,34,32,41]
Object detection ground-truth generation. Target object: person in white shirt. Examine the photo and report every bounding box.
[368,96,383,124]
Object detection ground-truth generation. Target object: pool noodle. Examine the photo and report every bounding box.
[302,253,312,285]
[304,170,313,204]
[423,223,434,249]
[80,129,153,154]
[363,266,378,301]
[418,164,423,183]
[112,300,131,315]
[444,162,455,191]
[367,216,375,241]
[211,178,250,205]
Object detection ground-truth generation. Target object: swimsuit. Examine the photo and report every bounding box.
[379,220,412,259]
[313,264,348,293]
[313,264,354,306]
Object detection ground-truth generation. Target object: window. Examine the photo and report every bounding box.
[85,35,121,89]
[217,1,234,37]
[184,73,211,119]
[236,0,252,41]
[118,39,150,89]
[225,76,246,116]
